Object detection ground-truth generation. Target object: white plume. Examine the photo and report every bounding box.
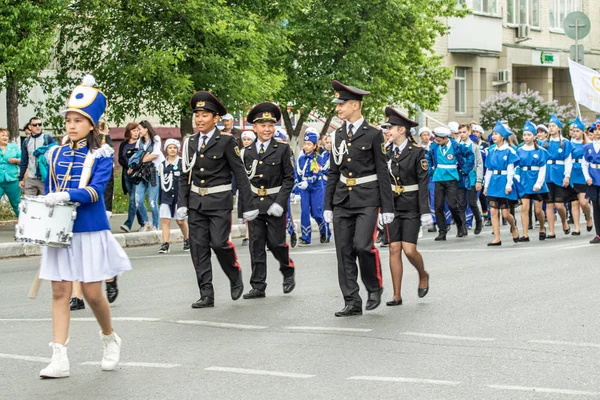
[82,74,96,86]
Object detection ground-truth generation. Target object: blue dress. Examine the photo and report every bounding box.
[516,145,549,197]
[485,144,520,207]
[570,140,587,192]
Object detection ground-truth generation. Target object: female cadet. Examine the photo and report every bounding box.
[39,75,131,378]
[380,107,432,306]
[582,120,600,244]
[484,121,520,246]
[543,114,575,238]
[569,117,594,234]
[516,121,549,241]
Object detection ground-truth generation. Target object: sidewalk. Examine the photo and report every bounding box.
[0,202,308,259]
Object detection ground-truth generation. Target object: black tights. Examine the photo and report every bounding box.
[592,200,600,237]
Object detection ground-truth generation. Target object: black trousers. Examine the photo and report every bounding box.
[592,200,600,236]
[457,187,482,226]
[434,180,463,232]
[479,191,489,218]
[188,208,240,300]
[248,214,295,291]
[333,206,382,308]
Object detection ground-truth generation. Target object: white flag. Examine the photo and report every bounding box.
[568,58,600,114]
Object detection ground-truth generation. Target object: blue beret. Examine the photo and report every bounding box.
[548,114,563,129]
[304,131,318,144]
[492,120,512,139]
[523,120,537,134]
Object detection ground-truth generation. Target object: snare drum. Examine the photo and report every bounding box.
[15,196,79,248]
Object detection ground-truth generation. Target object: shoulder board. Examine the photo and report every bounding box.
[92,143,115,159]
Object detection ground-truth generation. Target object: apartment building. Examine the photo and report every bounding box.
[426,0,600,127]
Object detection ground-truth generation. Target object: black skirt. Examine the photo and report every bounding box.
[546,182,576,203]
[487,196,520,210]
[587,185,600,203]
[520,193,548,202]
[572,183,588,194]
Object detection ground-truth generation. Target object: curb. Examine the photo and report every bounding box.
[1,220,319,259]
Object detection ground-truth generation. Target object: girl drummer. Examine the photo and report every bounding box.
[380,107,431,306]
[569,117,593,235]
[543,114,575,238]
[516,121,550,241]
[484,121,520,246]
[39,76,131,379]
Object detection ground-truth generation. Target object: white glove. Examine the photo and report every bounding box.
[243,209,260,221]
[267,203,284,217]
[106,211,113,219]
[324,210,333,223]
[377,213,384,229]
[238,218,245,224]
[44,192,70,206]
[420,213,434,228]
[298,181,308,190]
[382,212,395,225]
[176,207,188,219]
[514,174,521,183]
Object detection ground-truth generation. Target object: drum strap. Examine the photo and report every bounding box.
[79,151,95,189]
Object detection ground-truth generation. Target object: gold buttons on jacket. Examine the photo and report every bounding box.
[348,187,353,191]
[200,168,204,171]
[348,172,353,176]
[348,143,352,147]
[259,161,263,164]
[260,198,264,201]
[347,158,351,162]
[200,180,205,183]
[200,154,204,158]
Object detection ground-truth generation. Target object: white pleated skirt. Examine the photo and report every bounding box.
[40,230,132,282]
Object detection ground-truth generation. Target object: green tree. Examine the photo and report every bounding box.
[275,0,468,138]
[0,0,67,140]
[42,0,289,135]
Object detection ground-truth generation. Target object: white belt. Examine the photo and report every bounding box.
[251,185,281,196]
[590,163,600,169]
[340,174,377,187]
[521,166,540,171]
[548,160,565,165]
[573,158,582,163]
[321,176,328,181]
[191,183,232,196]
[492,170,508,175]
[437,164,457,169]
[390,184,419,194]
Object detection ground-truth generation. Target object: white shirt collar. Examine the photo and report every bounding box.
[460,138,472,145]
[393,139,409,153]
[256,138,271,152]
[549,135,561,142]
[199,128,216,140]
[571,138,583,144]
[522,143,535,150]
[346,117,364,132]
[498,143,509,150]
[165,156,180,166]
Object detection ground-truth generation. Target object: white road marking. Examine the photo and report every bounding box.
[488,384,600,396]
[0,318,51,322]
[402,331,496,342]
[284,326,372,333]
[529,339,600,349]
[348,375,461,386]
[174,320,267,330]
[0,317,160,323]
[80,361,180,368]
[112,317,161,322]
[0,353,50,363]
[206,366,314,379]
[130,254,190,260]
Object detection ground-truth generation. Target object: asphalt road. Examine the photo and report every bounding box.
[1,221,599,399]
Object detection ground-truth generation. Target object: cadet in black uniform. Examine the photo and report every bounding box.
[324,80,394,317]
[380,107,431,306]
[178,91,259,309]
[239,103,296,299]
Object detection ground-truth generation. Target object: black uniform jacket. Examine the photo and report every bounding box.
[240,140,295,215]
[179,129,255,212]
[324,120,394,213]
[386,143,430,215]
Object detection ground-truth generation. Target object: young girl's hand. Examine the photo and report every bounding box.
[587,178,593,186]
[505,187,512,195]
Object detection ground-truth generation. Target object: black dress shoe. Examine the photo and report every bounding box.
[487,241,502,246]
[243,288,266,299]
[434,232,446,241]
[590,236,600,244]
[546,234,556,239]
[386,299,402,306]
[564,227,571,235]
[418,274,429,298]
[191,298,214,308]
[587,225,594,232]
[571,231,581,236]
[456,228,464,238]
[290,232,298,248]
[241,238,249,246]
[539,232,546,241]
[366,288,383,311]
[230,276,244,301]
[70,297,85,311]
[427,225,437,233]
[474,221,482,235]
[283,276,296,294]
[106,277,118,304]
[334,305,363,317]
[518,236,530,242]
[320,233,327,244]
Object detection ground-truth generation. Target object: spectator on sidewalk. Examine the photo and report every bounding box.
[221,113,243,147]
[18,117,56,195]
[0,128,21,216]
[118,123,145,232]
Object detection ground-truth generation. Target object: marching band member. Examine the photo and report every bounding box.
[178,91,258,309]
[320,132,332,242]
[380,107,431,306]
[274,128,298,248]
[295,130,327,246]
[484,121,520,246]
[516,121,549,241]
[457,123,484,235]
[39,76,131,378]
[582,121,600,244]
[240,102,296,299]
[240,130,256,246]
[324,80,393,317]
[569,117,593,235]
[542,114,574,239]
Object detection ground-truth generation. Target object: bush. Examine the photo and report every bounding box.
[479,90,577,137]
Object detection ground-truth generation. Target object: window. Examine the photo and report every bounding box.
[550,0,582,30]
[455,68,467,114]
[507,0,540,27]
[473,0,498,15]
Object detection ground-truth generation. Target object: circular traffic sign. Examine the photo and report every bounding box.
[564,12,591,40]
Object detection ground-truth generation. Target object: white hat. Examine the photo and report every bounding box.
[164,138,181,152]
[241,130,256,141]
[536,124,549,133]
[433,127,451,137]
[447,121,459,133]
[222,113,234,121]
[305,126,319,135]
[418,127,432,135]
[471,124,484,134]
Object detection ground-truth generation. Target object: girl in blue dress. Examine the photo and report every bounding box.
[569,117,593,235]
[542,114,575,238]
[582,121,600,243]
[483,121,520,246]
[39,76,132,379]
[516,121,549,241]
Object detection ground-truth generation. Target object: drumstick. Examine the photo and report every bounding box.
[28,269,41,299]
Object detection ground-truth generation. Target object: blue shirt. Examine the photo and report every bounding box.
[570,140,586,185]
[296,150,322,185]
[0,143,21,183]
[485,144,519,200]
[516,145,549,195]
[542,137,573,185]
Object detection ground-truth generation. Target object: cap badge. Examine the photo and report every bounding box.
[335,92,340,98]
[263,112,272,120]
[196,101,205,108]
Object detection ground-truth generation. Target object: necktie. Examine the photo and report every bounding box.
[201,135,208,149]
[394,147,400,158]
[259,143,265,155]
[348,124,354,138]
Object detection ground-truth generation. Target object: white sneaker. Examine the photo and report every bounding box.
[100,331,122,371]
[40,342,70,378]
[119,224,131,233]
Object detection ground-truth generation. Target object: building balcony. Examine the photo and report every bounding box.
[447,13,503,55]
